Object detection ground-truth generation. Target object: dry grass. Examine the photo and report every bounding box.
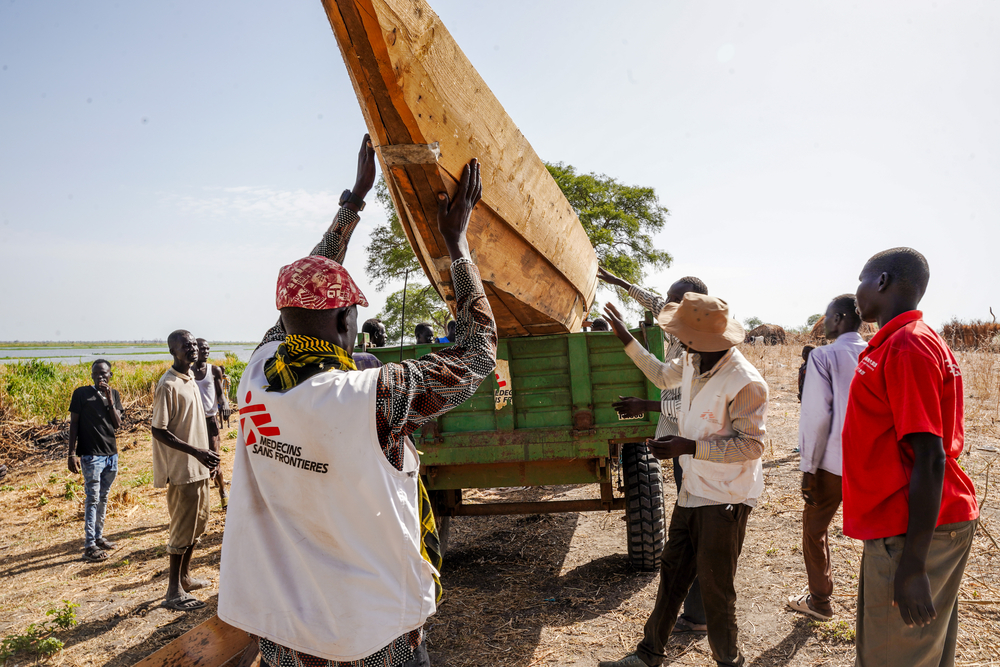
[942,318,1000,352]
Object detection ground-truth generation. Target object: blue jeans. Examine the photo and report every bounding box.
[81,454,118,548]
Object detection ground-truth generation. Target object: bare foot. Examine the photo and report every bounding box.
[182,577,211,592]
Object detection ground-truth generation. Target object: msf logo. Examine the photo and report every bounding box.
[240,390,280,446]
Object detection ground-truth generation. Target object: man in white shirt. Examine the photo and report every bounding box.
[599,294,767,667]
[788,294,867,621]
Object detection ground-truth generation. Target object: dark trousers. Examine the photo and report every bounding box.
[801,469,842,610]
[672,457,706,626]
[402,643,430,667]
[637,503,751,667]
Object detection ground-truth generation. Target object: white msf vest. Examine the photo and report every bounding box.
[677,349,767,504]
[218,342,437,662]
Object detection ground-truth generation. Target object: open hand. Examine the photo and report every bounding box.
[353,133,377,199]
[645,435,697,460]
[597,266,628,289]
[894,558,937,627]
[437,158,481,261]
[602,302,634,345]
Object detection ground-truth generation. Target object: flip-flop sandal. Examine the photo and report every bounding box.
[787,594,833,621]
[162,595,206,611]
[184,578,211,592]
[82,546,109,562]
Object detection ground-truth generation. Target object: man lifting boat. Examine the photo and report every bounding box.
[218,135,497,667]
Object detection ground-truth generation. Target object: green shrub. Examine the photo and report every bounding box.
[0,600,78,663]
[223,352,247,403]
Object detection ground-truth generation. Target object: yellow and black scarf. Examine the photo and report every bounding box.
[263,335,357,392]
[264,334,443,601]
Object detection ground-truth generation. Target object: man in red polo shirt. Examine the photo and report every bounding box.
[843,247,978,667]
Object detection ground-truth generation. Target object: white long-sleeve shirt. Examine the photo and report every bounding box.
[798,331,867,476]
[626,284,683,437]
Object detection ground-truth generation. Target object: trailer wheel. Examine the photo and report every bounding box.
[622,442,665,571]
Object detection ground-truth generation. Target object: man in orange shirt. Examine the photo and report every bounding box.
[842,247,978,667]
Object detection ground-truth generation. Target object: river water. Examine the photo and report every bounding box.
[0,344,258,365]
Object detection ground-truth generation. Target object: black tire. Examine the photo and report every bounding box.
[622,442,665,571]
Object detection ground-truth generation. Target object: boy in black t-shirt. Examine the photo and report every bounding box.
[68,359,124,562]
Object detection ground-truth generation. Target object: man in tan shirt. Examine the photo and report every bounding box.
[151,329,220,611]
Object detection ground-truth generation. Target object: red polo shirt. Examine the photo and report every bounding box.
[842,310,977,540]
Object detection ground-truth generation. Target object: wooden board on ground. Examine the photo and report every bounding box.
[131,615,254,667]
[321,0,598,336]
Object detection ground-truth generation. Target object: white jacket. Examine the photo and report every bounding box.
[218,342,437,661]
[677,350,766,504]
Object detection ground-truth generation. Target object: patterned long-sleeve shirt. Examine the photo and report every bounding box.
[627,285,682,437]
[255,207,497,667]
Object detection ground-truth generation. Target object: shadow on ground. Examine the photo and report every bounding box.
[431,499,655,667]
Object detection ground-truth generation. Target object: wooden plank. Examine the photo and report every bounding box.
[132,615,252,667]
[321,0,598,335]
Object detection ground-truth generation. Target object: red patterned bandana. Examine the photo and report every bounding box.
[275,256,369,311]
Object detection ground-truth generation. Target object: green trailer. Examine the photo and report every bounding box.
[369,319,668,571]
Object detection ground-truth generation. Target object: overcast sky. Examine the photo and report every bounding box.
[1,0,997,341]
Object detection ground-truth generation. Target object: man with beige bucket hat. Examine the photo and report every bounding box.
[599,293,768,667]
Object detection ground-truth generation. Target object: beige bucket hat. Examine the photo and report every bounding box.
[656,293,745,352]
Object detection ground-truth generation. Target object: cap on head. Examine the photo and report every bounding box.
[656,293,745,352]
[276,256,368,311]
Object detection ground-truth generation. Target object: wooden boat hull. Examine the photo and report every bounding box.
[131,615,254,667]
[321,0,598,336]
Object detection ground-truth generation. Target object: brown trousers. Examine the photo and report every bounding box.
[637,503,751,667]
[856,519,976,667]
[802,468,842,609]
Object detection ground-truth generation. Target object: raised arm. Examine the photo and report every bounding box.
[375,159,498,469]
[604,302,683,390]
[310,134,377,261]
[260,135,377,347]
[597,267,666,315]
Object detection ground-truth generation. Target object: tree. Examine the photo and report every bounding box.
[378,283,451,345]
[806,313,823,327]
[365,179,422,290]
[365,161,673,336]
[366,179,449,344]
[743,316,763,330]
[545,162,672,301]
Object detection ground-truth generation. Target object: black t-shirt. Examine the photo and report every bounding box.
[68,386,123,456]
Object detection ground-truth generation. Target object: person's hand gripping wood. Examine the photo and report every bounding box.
[437,158,481,263]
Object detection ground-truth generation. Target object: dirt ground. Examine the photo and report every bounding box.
[1,343,998,666]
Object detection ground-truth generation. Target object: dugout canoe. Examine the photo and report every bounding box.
[321,0,599,336]
[130,614,255,667]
